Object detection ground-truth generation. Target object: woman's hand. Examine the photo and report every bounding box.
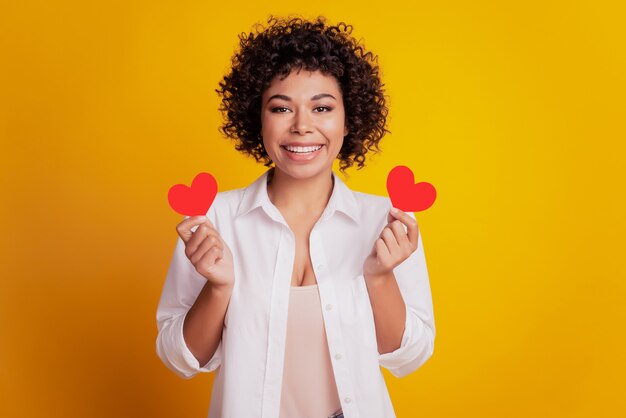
[363,208,419,280]
[176,215,235,290]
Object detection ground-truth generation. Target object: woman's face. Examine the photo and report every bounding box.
[260,69,348,181]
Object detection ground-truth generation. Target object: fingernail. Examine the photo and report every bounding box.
[391,207,400,214]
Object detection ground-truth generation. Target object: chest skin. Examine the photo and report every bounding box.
[284,215,318,287]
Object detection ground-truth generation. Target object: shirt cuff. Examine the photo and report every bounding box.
[377,305,435,378]
[156,312,222,379]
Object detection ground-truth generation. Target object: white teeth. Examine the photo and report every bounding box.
[283,145,323,153]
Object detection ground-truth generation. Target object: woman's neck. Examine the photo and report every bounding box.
[266,167,334,216]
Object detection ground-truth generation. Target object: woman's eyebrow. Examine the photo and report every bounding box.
[311,93,337,101]
[266,93,337,103]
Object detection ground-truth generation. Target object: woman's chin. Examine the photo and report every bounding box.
[273,162,332,181]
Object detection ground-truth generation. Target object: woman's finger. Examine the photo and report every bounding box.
[388,220,412,254]
[380,227,400,254]
[390,208,419,251]
[375,238,391,265]
[176,216,209,243]
[190,235,224,265]
[197,246,224,274]
[186,221,221,256]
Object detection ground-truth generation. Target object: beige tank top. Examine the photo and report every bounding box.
[279,284,342,418]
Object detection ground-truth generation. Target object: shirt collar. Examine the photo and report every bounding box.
[236,167,360,224]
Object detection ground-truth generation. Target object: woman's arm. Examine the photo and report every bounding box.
[364,271,406,354]
[363,208,435,377]
[183,281,232,366]
[156,211,235,378]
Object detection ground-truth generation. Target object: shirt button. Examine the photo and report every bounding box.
[325,304,333,311]
[317,264,325,271]
[344,397,352,403]
[335,353,343,360]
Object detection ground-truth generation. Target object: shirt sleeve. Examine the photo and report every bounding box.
[378,211,436,378]
[155,207,223,379]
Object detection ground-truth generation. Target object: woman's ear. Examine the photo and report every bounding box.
[344,126,349,136]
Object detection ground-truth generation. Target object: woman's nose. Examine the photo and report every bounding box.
[290,110,313,135]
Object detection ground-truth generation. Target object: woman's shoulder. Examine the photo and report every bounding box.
[214,187,246,206]
[351,189,391,207]
[207,187,246,223]
[349,189,393,225]
[209,170,270,220]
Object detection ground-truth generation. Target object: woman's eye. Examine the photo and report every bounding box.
[270,106,332,113]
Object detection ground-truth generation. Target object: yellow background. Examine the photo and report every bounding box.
[1,1,625,417]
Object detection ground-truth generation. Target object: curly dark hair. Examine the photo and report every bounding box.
[215,15,389,172]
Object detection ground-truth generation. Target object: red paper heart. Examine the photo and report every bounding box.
[386,165,436,212]
[168,172,218,216]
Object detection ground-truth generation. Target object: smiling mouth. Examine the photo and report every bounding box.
[280,144,324,154]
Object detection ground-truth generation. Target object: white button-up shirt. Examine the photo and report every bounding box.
[156,168,436,418]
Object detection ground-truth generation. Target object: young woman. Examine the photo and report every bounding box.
[156,16,435,418]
